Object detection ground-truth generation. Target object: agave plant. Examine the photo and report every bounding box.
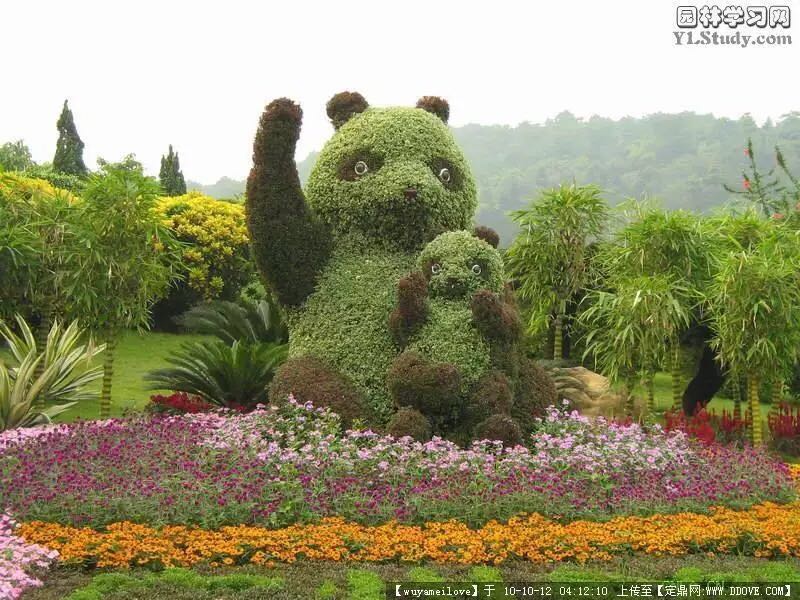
[0,315,105,430]
[178,297,288,345]
[145,340,288,409]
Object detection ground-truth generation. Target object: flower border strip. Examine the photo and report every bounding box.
[18,497,800,568]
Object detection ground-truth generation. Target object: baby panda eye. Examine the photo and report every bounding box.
[431,263,441,275]
[471,263,482,275]
[430,158,459,190]
[354,161,368,176]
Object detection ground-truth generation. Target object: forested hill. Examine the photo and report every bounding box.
[191,111,800,245]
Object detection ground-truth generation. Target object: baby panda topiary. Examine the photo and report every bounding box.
[387,229,548,446]
[247,92,477,423]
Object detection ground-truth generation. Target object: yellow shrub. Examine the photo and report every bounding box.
[155,192,252,303]
[0,172,78,205]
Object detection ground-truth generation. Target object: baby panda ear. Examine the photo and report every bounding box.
[416,96,450,124]
[326,91,369,129]
[473,226,500,249]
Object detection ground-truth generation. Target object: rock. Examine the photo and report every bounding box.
[542,364,627,417]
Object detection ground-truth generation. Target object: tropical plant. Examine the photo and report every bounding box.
[0,316,104,431]
[580,274,692,416]
[0,173,80,321]
[0,173,87,397]
[145,340,288,409]
[706,226,800,444]
[506,183,608,359]
[0,192,39,318]
[177,297,287,345]
[71,164,183,417]
[595,202,708,406]
[724,138,800,217]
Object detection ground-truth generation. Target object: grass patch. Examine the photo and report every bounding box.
[629,371,777,420]
[53,330,209,421]
[25,557,800,600]
[59,568,283,600]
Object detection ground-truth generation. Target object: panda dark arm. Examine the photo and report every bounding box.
[246,98,332,307]
[470,288,522,343]
[389,271,429,347]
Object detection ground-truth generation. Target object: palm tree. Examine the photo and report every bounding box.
[507,183,608,359]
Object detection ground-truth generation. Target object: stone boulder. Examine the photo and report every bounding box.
[543,364,627,417]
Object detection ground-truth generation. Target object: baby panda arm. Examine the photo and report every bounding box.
[389,271,429,347]
[470,288,523,344]
[246,98,332,307]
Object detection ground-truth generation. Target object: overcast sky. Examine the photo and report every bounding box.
[2,0,798,183]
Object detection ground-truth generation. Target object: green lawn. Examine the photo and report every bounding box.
[629,371,777,420]
[23,557,800,600]
[57,330,209,422]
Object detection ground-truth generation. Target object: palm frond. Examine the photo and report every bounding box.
[178,297,288,345]
[145,339,288,409]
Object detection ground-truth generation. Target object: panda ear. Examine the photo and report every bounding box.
[473,226,500,249]
[416,96,450,123]
[326,91,369,129]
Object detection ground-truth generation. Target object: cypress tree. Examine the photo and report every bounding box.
[159,144,187,196]
[53,100,87,176]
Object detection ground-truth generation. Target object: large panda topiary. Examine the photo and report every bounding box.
[247,92,556,434]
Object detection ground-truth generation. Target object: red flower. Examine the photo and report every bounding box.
[743,178,751,190]
[744,147,750,157]
[772,212,785,220]
[148,392,214,414]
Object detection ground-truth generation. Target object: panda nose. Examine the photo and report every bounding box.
[404,187,418,200]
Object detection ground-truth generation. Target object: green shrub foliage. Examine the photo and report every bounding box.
[386,406,432,441]
[247,93,478,421]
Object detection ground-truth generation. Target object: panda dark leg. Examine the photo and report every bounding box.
[268,355,365,428]
[386,350,461,416]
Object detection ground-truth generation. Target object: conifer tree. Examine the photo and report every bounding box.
[159,144,187,196]
[53,100,87,176]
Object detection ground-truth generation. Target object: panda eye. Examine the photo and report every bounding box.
[339,151,384,181]
[430,159,459,189]
[431,263,441,275]
[354,161,369,176]
[471,263,482,275]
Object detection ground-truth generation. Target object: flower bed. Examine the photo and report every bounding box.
[1,513,58,600]
[17,498,800,568]
[0,401,794,530]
